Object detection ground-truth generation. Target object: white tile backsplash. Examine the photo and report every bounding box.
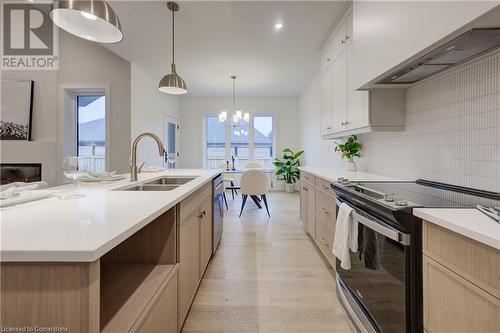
[359,48,500,192]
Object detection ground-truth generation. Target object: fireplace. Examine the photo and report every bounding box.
[0,163,42,184]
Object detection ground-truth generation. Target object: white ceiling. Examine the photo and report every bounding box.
[104,1,347,96]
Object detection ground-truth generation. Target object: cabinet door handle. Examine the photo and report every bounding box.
[326,57,331,62]
[321,185,329,190]
[321,207,329,213]
[198,210,207,218]
[326,126,331,130]
[302,187,308,191]
[345,35,350,41]
[341,39,346,44]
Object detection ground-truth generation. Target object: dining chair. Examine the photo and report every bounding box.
[219,162,238,201]
[244,162,262,169]
[239,169,270,218]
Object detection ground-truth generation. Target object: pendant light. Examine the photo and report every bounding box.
[50,0,123,44]
[159,2,188,95]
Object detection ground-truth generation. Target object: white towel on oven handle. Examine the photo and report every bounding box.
[333,202,358,270]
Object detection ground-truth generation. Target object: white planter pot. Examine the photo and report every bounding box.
[285,183,295,193]
[345,159,357,171]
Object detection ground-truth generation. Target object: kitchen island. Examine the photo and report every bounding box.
[0,169,221,333]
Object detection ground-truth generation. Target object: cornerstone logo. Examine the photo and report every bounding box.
[1,1,59,70]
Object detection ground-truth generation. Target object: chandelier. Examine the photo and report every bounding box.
[219,76,249,136]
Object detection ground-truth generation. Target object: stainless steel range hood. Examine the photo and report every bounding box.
[376,28,500,84]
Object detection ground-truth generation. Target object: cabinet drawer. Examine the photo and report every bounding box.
[300,171,314,185]
[135,267,178,333]
[423,255,500,333]
[179,183,211,224]
[315,190,336,231]
[315,177,335,198]
[315,219,336,268]
[423,221,500,298]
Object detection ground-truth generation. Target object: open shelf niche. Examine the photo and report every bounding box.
[99,207,178,333]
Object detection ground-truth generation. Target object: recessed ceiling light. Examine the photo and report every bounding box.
[274,23,283,30]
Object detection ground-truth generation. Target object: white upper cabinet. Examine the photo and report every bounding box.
[319,66,333,136]
[320,7,405,139]
[350,1,499,89]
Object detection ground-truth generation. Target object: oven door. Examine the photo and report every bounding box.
[335,197,411,333]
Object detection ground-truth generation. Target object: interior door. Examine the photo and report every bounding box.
[164,115,179,168]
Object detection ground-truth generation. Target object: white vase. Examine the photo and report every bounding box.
[345,159,357,171]
[285,183,295,193]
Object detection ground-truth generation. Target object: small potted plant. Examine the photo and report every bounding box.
[334,135,361,171]
[273,148,304,192]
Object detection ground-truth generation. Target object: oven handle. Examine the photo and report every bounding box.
[336,197,411,246]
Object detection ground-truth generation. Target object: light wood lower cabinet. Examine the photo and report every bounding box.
[300,172,337,268]
[177,185,213,331]
[199,198,213,278]
[178,211,201,329]
[423,221,500,333]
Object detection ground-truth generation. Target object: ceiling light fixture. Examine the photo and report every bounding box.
[49,0,123,44]
[159,1,188,95]
[219,76,249,135]
[274,23,283,30]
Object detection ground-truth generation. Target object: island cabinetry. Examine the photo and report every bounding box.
[0,260,100,332]
[177,182,213,331]
[422,221,500,333]
[0,207,179,333]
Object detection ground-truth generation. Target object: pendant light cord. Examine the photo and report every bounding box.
[171,6,175,65]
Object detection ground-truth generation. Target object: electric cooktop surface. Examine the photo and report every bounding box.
[334,179,500,211]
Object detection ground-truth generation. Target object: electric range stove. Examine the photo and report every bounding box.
[330,179,500,333]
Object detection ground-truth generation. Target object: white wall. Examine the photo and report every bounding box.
[1,31,131,186]
[131,64,180,167]
[179,96,300,168]
[299,75,343,168]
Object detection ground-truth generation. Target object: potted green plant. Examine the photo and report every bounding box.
[273,148,304,193]
[334,135,362,171]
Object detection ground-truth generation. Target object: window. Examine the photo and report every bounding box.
[77,95,105,172]
[205,115,227,169]
[253,116,274,168]
[204,114,275,169]
[230,119,249,169]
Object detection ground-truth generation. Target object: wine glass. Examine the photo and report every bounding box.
[61,156,89,198]
[167,153,176,169]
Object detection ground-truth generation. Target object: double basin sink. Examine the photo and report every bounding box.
[119,177,197,191]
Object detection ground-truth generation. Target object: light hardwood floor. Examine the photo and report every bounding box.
[182,192,356,333]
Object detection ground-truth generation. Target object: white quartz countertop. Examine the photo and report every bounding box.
[0,169,220,262]
[414,208,500,250]
[299,166,408,182]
